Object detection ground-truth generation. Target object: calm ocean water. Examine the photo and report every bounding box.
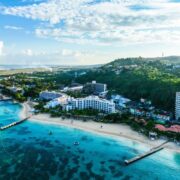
[0,101,179,180]
[0,65,55,70]
[0,65,38,70]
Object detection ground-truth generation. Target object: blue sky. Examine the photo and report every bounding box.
[0,0,180,65]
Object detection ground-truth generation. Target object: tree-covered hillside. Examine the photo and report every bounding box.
[77,57,180,112]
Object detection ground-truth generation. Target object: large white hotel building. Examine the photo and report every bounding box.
[176,92,180,121]
[65,96,115,114]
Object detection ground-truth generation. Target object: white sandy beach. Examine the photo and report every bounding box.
[20,102,180,153]
[19,102,31,119]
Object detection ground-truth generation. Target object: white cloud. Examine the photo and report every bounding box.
[4,25,23,30]
[0,41,4,56]
[22,49,33,56]
[61,49,74,56]
[1,0,180,46]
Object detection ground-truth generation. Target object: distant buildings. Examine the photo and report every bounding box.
[65,96,115,114]
[151,111,171,122]
[83,81,107,96]
[175,92,180,121]
[128,99,172,123]
[39,91,63,100]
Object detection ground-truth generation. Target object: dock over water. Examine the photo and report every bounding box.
[125,141,169,165]
[0,116,31,131]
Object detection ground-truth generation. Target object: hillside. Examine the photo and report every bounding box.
[77,57,180,112]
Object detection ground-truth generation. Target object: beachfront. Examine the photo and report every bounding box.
[20,102,180,153]
[1,100,179,179]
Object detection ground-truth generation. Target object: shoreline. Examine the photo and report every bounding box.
[19,102,31,119]
[20,102,180,153]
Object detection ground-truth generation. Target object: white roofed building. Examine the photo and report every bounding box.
[65,96,115,114]
[45,94,70,108]
[111,94,131,108]
[39,91,63,100]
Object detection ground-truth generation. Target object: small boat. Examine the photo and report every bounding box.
[74,141,79,146]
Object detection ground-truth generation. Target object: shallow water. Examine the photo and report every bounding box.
[0,101,179,180]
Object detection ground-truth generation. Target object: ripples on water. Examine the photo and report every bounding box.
[0,101,179,180]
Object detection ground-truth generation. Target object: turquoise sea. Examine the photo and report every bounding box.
[0,101,179,180]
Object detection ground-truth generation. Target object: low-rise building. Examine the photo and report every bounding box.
[45,94,70,108]
[7,86,24,94]
[111,94,131,108]
[62,86,83,92]
[128,99,171,123]
[151,110,171,122]
[155,124,180,133]
[39,91,63,100]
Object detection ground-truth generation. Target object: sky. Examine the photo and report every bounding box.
[0,0,180,65]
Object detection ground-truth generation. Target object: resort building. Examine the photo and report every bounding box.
[45,94,70,108]
[65,96,115,114]
[83,81,107,96]
[62,86,83,92]
[7,86,24,94]
[39,91,63,100]
[175,92,180,121]
[111,94,131,108]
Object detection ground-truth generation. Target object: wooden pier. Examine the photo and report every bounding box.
[125,141,169,165]
[0,116,31,131]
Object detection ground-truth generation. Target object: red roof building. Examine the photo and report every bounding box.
[155,124,180,133]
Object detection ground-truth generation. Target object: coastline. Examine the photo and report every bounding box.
[20,102,180,153]
[19,102,31,119]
